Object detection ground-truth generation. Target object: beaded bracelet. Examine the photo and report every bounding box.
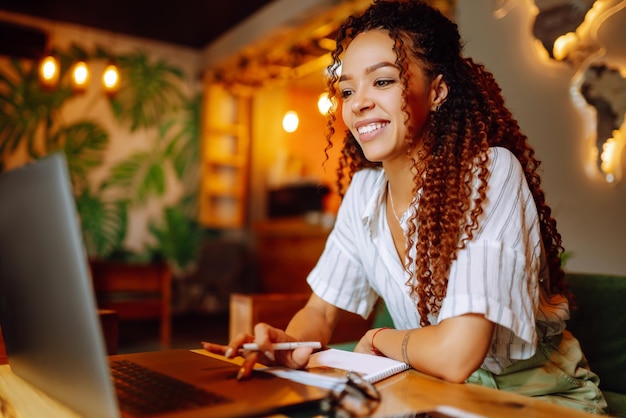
[371,327,390,356]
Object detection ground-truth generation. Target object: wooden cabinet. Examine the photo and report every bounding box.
[253,217,331,293]
[199,82,251,228]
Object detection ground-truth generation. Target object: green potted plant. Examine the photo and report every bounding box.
[0,44,204,275]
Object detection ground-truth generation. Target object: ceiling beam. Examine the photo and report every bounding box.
[200,0,342,70]
[0,20,47,59]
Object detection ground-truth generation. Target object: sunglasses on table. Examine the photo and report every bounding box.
[320,371,381,417]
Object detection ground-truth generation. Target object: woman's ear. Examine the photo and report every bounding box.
[430,74,449,111]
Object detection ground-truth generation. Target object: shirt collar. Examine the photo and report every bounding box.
[361,169,388,230]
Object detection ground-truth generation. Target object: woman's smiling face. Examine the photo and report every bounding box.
[338,30,439,164]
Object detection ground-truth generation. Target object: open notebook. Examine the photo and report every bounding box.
[265,348,410,389]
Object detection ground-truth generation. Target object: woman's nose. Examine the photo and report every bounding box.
[351,90,374,114]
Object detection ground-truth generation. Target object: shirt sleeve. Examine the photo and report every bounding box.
[306,171,380,319]
[438,148,542,357]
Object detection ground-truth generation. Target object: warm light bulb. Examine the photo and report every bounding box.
[282,110,299,133]
[71,61,90,91]
[553,32,577,61]
[600,130,625,184]
[317,92,333,115]
[39,55,59,88]
[102,64,120,94]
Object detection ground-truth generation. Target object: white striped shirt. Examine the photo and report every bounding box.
[307,147,569,374]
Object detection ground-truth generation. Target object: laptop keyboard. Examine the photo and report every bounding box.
[111,359,233,415]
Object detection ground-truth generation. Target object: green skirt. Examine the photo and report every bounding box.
[467,330,608,415]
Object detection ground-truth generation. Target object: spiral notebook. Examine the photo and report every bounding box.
[264,348,410,389]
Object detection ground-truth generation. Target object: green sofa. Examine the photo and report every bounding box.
[566,272,626,417]
[332,272,626,417]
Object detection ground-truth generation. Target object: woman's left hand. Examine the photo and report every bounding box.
[354,327,388,355]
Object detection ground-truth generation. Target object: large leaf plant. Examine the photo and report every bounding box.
[0,44,204,273]
[101,53,203,271]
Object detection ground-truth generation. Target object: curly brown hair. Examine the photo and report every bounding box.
[324,0,570,326]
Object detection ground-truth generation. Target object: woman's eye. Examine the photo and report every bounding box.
[375,79,395,87]
[340,89,353,99]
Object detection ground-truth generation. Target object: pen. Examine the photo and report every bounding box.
[241,341,322,351]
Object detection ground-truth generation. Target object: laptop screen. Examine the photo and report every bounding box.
[0,153,120,418]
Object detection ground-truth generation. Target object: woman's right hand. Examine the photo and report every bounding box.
[201,322,315,380]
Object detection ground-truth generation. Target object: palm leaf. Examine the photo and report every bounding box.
[148,206,202,275]
[0,59,72,160]
[108,51,185,131]
[142,161,166,200]
[171,94,201,184]
[76,188,128,259]
[105,151,166,203]
[48,121,110,193]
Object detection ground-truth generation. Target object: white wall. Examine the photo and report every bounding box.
[457,1,626,275]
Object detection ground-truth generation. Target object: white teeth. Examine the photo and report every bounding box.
[357,122,388,135]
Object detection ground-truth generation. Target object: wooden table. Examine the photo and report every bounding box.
[0,350,596,418]
[371,369,595,417]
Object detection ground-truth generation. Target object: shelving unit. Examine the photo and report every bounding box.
[199,82,251,228]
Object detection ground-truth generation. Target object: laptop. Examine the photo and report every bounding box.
[0,153,327,418]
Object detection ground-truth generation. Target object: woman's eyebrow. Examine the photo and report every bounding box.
[338,61,398,82]
[366,61,398,74]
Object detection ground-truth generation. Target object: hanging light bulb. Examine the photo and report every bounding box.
[39,54,59,89]
[317,92,333,115]
[282,110,299,133]
[102,63,120,95]
[71,60,90,92]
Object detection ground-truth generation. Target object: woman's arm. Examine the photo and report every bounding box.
[356,313,494,383]
[285,293,342,344]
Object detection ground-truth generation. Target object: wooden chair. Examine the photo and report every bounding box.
[89,260,171,348]
[98,309,119,355]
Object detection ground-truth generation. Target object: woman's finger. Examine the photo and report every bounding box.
[200,341,228,355]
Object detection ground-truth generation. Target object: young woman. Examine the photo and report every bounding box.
[203,0,607,413]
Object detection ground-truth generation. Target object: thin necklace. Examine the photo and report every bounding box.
[387,182,406,225]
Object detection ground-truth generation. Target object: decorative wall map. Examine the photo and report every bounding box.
[499,0,625,183]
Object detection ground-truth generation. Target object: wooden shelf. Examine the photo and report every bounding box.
[199,82,251,229]
[206,124,247,136]
[205,154,246,168]
[203,182,245,198]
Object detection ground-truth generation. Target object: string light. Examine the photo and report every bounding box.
[282,110,299,133]
[39,55,59,88]
[71,61,90,92]
[102,63,120,95]
[317,92,333,115]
